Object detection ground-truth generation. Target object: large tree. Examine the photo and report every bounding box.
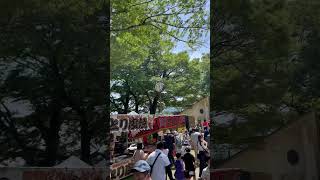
[0,0,108,166]
[211,0,320,165]
[211,0,291,155]
[110,0,209,114]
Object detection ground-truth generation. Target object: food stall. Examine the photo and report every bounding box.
[110,114,191,179]
[110,114,153,179]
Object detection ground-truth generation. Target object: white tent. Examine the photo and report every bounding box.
[128,111,139,115]
[54,156,92,168]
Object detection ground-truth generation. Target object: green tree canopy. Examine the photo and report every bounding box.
[211,0,320,165]
[0,0,108,166]
[110,0,209,114]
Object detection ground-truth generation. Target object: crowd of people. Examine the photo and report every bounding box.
[131,122,210,180]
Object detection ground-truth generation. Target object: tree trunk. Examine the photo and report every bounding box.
[80,116,91,164]
[43,51,65,166]
[149,94,159,114]
[123,93,130,114]
[45,102,61,166]
[135,102,139,113]
[132,95,139,113]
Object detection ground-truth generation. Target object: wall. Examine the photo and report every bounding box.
[217,113,319,180]
[181,97,209,126]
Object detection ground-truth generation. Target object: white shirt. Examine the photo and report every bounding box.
[191,132,201,144]
[162,149,169,156]
[201,166,210,180]
[183,133,189,141]
[146,149,171,180]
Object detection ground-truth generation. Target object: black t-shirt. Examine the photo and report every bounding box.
[164,134,175,150]
[182,152,195,171]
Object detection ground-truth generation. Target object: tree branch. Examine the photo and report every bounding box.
[130,0,156,8]
[149,23,191,44]
[111,4,203,32]
[112,0,156,14]
[152,20,208,29]
[145,91,152,104]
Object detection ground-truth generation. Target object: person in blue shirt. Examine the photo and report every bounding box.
[204,128,209,139]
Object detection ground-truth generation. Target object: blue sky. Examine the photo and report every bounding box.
[172,33,210,59]
[172,1,210,59]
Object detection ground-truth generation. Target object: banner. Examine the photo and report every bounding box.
[155,115,186,129]
[110,159,133,180]
[110,115,153,133]
[130,115,187,139]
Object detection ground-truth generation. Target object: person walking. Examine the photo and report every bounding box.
[204,128,209,140]
[190,129,201,165]
[183,130,190,142]
[200,156,210,180]
[146,142,173,180]
[132,143,147,163]
[163,143,170,156]
[132,160,152,180]
[174,153,185,180]
[190,129,195,149]
[197,135,209,178]
[202,120,209,131]
[164,130,176,165]
[163,143,175,180]
[180,140,190,156]
[190,129,200,151]
[175,131,182,152]
[182,148,196,180]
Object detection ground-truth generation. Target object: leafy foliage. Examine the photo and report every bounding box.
[110,0,209,114]
[211,0,320,154]
[0,0,108,166]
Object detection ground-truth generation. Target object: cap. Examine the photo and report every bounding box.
[131,160,151,173]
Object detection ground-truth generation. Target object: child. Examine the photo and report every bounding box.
[174,153,185,180]
[181,140,191,156]
[182,148,196,180]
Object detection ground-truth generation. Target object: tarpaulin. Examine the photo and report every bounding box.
[129,115,187,139]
